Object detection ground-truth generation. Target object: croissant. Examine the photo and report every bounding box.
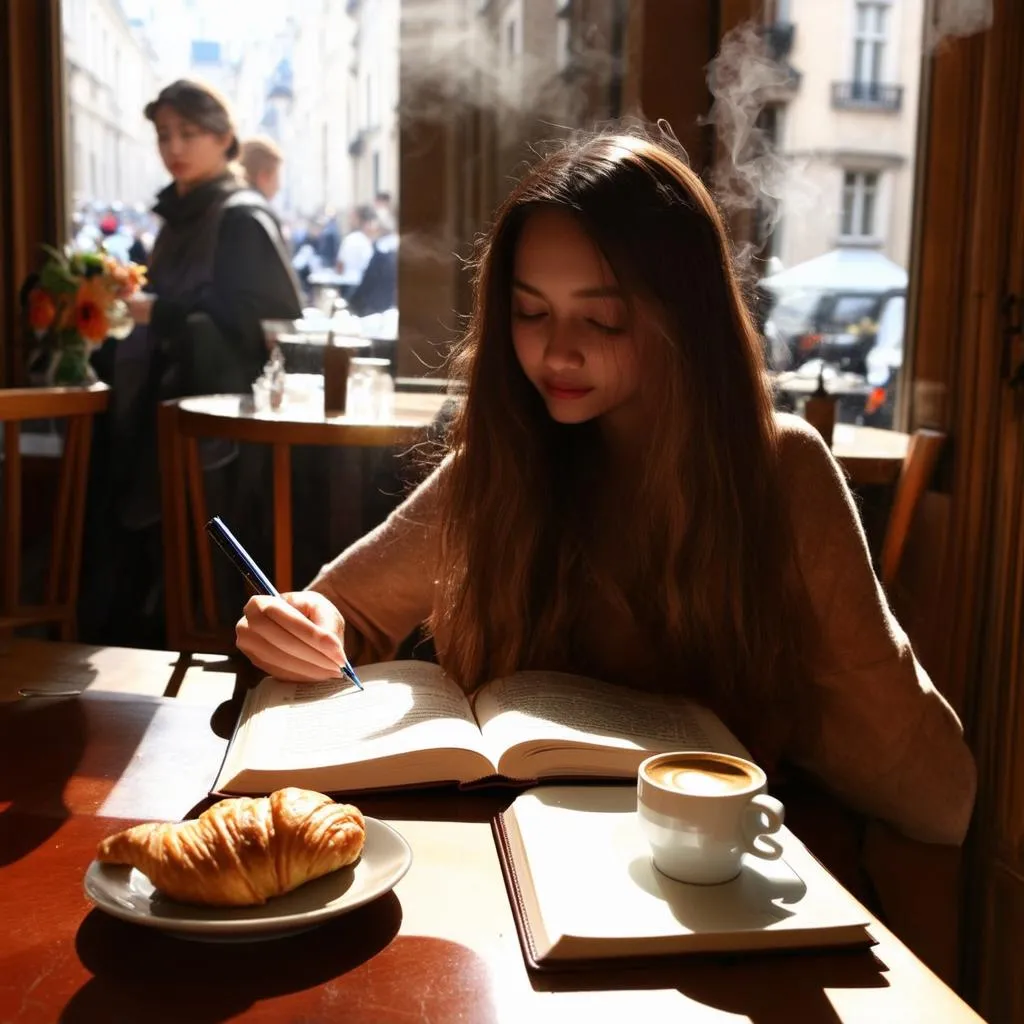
[96,788,365,907]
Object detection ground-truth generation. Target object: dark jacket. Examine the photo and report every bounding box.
[347,240,398,318]
[147,173,302,394]
[102,173,302,529]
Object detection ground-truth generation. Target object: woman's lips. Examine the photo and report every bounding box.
[543,381,593,400]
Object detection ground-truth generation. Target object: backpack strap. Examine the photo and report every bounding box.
[218,189,303,303]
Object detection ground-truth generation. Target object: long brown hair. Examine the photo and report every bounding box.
[431,128,808,746]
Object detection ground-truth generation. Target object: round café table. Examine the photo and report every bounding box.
[161,389,454,651]
[831,423,910,487]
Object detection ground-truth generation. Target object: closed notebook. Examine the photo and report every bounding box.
[493,785,874,969]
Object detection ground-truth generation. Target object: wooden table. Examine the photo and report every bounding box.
[175,389,451,449]
[0,645,983,1023]
[831,423,910,487]
[0,638,247,705]
[166,390,454,609]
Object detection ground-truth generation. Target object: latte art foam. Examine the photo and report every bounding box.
[646,756,755,795]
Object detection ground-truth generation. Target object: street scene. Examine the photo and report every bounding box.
[62,0,922,428]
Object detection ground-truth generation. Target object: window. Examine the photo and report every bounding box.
[853,1,888,87]
[841,170,879,240]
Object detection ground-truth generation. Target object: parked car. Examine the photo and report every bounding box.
[759,249,908,375]
[760,286,904,376]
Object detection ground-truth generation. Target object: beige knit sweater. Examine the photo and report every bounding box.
[311,414,976,845]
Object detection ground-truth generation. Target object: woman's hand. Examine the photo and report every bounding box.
[236,591,349,682]
[126,293,155,325]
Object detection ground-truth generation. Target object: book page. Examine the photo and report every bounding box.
[474,671,749,779]
[235,661,491,773]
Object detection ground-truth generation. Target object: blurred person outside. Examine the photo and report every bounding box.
[348,205,398,320]
[316,210,341,269]
[291,217,323,299]
[98,212,133,263]
[239,135,283,202]
[374,191,393,225]
[336,204,377,300]
[82,78,302,648]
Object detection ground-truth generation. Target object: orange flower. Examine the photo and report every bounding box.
[27,288,56,331]
[74,279,110,345]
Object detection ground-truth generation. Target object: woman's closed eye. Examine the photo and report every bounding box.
[513,308,547,322]
[586,318,626,335]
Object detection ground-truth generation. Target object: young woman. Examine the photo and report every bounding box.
[83,80,301,648]
[235,130,975,845]
[127,79,301,394]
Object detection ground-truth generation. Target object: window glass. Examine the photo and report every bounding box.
[758,0,918,431]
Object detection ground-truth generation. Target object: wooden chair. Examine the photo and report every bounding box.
[879,428,946,590]
[0,385,110,640]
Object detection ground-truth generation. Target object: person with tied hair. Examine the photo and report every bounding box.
[84,79,302,647]
[123,78,301,395]
[239,135,284,202]
[235,127,975,850]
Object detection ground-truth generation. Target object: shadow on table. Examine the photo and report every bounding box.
[0,691,94,865]
[530,945,889,1024]
[64,895,499,1023]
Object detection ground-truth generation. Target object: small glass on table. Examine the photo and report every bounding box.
[347,357,394,420]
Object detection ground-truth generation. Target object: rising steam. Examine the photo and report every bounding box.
[925,0,995,52]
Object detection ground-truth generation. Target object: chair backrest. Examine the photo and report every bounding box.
[0,385,110,640]
[880,428,946,590]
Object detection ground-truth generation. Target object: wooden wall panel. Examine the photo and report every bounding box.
[908,0,1024,1013]
[622,0,716,169]
[0,0,63,387]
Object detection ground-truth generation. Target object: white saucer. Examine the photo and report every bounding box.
[83,817,412,942]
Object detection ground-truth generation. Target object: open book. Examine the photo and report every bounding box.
[494,786,874,967]
[213,660,749,796]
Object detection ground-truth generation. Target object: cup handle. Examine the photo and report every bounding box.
[742,794,785,860]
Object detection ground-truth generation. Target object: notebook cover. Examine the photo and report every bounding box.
[492,792,875,972]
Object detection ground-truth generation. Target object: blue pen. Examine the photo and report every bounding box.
[205,515,363,691]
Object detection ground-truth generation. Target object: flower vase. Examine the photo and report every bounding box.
[47,338,98,388]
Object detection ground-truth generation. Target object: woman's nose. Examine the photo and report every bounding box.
[543,321,584,369]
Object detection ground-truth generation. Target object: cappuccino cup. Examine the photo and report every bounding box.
[637,751,785,885]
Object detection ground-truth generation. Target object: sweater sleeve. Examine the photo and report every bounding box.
[779,416,976,844]
[307,466,443,665]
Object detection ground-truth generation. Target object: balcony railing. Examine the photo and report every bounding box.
[763,22,795,61]
[831,81,903,112]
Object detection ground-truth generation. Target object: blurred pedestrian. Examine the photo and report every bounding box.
[239,135,284,202]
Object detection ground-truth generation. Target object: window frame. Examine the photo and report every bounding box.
[839,168,884,246]
[847,0,895,88]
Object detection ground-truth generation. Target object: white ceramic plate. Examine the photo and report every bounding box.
[83,817,412,942]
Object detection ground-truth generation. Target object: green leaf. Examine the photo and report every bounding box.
[38,263,78,295]
[39,243,69,267]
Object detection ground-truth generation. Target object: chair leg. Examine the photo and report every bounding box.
[158,402,188,650]
[273,443,293,592]
[47,417,79,606]
[184,436,218,632]
[3,421,21,617]
[62,416,93,642]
